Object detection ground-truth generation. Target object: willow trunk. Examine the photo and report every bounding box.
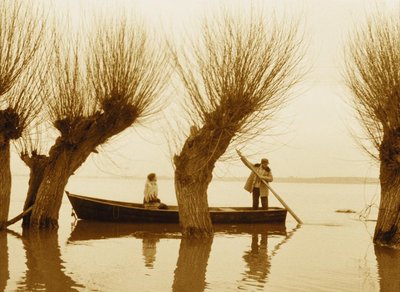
[29,154,72,229]
[374,165,400,246]
[27,113,136,229]
[174,129,233,237]
[0,140,11,230]
[22,160,47,227]
[174,174,213,237]
[374,133,400,247]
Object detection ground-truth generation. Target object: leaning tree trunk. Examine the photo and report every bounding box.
[174,127,233,237]
[374,133,400,247]
[21,155,48,227]
[29,152,74,229]
[374,180,400,246]
[28,141,98,229]
[28,112,137,229]
[0,138,11,230]
[174,166,214,237]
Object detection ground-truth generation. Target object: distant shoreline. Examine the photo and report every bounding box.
[213,176,379,184]
[14,174,379,184]
[16,174,379,184]
[272,177,379,184]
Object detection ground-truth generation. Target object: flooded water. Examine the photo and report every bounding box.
[2,175,400,291]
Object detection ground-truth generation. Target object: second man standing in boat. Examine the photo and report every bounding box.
[244,158,273,210]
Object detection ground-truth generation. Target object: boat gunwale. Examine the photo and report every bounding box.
[66,192,287,213]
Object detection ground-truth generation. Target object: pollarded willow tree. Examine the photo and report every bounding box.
[0,1,45,230]
[345,10,400,247]
[171,8,305,237]
[19,16,169,229]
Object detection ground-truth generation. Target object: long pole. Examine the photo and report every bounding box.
[237,149,303,224]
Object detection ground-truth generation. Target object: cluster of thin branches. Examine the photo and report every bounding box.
[170,7,305,159]
[345,10,400,160]
[5,1,307,175]
[0,1,45,139]
[88,16,169,120]
[18,12,170,154]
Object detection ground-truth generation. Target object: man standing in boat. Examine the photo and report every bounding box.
[244,158,273,210]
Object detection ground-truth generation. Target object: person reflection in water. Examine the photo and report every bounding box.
[143,173,167,209]
[242,233,271,286]
[142,237,160,269]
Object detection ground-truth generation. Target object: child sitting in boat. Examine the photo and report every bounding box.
[143,173,167,209]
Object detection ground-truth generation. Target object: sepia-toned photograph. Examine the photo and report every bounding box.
[1,0,400,291]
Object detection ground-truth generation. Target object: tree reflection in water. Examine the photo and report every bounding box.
[172,237,213,292]
[375,245,400,291]
[66,221,293,291]
[0,232,8,292]
[70,222,213,290]
[16,229,83,291]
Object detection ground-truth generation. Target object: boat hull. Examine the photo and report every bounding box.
[66,192,287,224]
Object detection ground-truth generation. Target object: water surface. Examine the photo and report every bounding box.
[3,176,399,291]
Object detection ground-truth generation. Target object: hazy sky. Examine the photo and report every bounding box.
[11,0,399,178]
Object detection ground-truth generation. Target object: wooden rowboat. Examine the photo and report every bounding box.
[66,191,287,224]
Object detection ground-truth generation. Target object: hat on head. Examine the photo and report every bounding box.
[261,158,269,163]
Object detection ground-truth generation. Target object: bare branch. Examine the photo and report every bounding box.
[344,9,400,160]
[0,1,46,141]
[0,1,44,96]
[171,6,306,165]
[87,15,170,122]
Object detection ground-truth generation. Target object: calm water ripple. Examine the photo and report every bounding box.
[2,176,397,291]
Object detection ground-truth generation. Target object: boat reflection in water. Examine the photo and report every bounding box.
[15,229,83,291]
[69,220,289,290]
[68,221,182,242]
[68,220,287,242]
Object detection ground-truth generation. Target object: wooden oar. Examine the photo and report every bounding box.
[236,149,303,224]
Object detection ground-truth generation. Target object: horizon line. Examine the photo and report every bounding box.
[13,173,380,184]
